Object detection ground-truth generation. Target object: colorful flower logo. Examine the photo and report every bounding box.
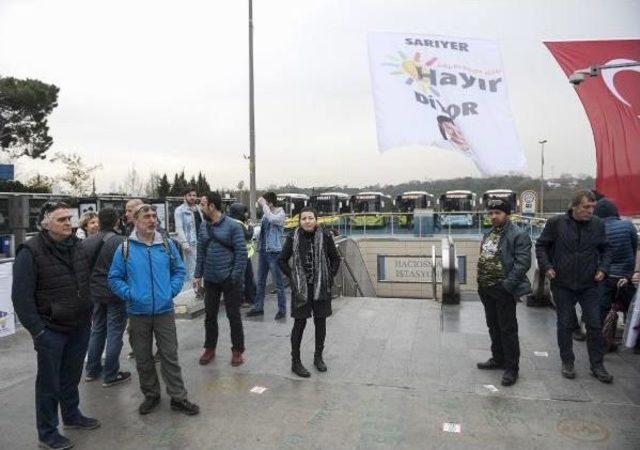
[384,51,440,96]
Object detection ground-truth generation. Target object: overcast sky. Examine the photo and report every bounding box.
[1,0,638,192]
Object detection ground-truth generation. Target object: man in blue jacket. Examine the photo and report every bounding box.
[594,198,638,325]
[247,192,287,319]
[109,203,199,416]
[193,192,248,366]
[476,199,531,387]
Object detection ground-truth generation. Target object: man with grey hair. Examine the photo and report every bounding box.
[109,203,199,416]
[536,189,613,383]
[12,202,100,450]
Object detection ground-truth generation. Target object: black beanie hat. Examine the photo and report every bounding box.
[486,198,511,215]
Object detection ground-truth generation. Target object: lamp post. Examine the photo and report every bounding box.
[539,139,547,215]
[248,0,257,221]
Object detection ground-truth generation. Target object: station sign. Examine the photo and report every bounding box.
[377,255,466,284]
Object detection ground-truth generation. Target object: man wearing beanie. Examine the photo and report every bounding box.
[476,198,531,387]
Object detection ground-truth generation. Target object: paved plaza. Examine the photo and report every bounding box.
[1,294,639,449]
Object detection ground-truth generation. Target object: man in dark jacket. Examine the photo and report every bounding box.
[536,190,613,383]
[12,202,100,450]
[594,197,638,325]
[193,192,248,367]
[82,208,130,387]
[476,199,531,387]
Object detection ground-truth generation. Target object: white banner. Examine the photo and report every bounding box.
[368,32,526,174]
[0,261,15,338]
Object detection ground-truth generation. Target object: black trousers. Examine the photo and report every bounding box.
[204,280,245,352]
[478,283,520,371]
[291,318,326,359]
[553,285,603,367]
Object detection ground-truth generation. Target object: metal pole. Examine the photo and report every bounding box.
[539,139,547,215]
[248,0,257,221]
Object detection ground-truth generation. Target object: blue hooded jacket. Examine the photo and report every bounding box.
[595,198,638,277]
[108,231,185,315]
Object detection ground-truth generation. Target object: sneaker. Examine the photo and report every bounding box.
[139,396,160,415]
[591,365,613,383]
[84,374,100,382]
[170,398,200,416]
[128,351,135,359]
[274,311,286,320]
[63,415,101,430]
[38,434,74,450]
[561,362,576,379]
[246,309,264,317]
[476,358,504,370]
[199,348,215,365]
[501,369,519,386]
[102,371,131,387]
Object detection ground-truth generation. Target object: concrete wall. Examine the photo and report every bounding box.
[353,236,483,299]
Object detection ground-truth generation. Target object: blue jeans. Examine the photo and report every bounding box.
[553,285,604,367]
[254,251,286,312]
[86,301,127,382]
[34,323,91,441]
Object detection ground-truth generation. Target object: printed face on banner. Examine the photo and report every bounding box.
[368,33,526,175]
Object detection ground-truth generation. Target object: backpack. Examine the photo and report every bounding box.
[121,234,176,277]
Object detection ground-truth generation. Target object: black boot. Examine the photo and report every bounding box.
[314,345,327,372]
[291,357,311,378]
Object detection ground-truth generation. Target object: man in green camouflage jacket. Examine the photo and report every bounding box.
[476,198,532,386]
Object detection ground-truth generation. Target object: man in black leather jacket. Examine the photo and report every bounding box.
[536,190,613,383]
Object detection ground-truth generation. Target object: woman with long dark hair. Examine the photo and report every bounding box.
[279,207,341,377]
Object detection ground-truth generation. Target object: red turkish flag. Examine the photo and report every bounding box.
[545,40,640,216]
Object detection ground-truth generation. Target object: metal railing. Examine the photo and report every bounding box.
[311,211,548,239]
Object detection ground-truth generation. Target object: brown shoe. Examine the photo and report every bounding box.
[231,348,244,366]
[199,348,215,365]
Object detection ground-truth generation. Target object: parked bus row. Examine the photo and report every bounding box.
[0,189,520,235]
[277,189,518,229]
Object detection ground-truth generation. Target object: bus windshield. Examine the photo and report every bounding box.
[441,197,472,211]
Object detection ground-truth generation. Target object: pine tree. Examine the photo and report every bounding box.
[196,172,210,195]
[158,173,171,197]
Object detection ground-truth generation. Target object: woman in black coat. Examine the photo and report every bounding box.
[279,207,341,377]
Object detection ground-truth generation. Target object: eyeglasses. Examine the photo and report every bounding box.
[133,204,157,217]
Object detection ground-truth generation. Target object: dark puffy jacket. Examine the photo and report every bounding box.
[535,211,611,291]
[81,229,126,303]
[16,233,92,333]
[488,221,532,297]
[594,198,638,277]
[195,215,248,284]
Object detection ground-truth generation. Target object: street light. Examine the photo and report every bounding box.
[539,139,547,215]
[248,0,257,221]
[569,61,640,86]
